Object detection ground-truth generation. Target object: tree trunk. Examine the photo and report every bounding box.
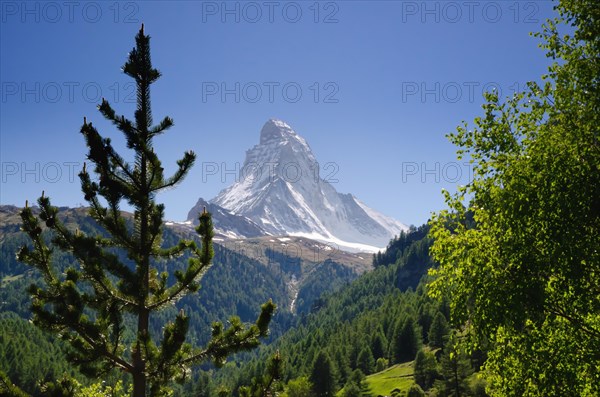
[133,307,149,397]
[133,366,146,397]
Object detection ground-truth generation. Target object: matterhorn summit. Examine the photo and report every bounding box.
[193,119,407,252]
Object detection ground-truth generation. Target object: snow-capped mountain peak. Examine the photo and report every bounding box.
[260,119,296,143]
[203,119,407,252]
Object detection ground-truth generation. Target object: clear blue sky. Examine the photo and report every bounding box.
[1,1,556,226]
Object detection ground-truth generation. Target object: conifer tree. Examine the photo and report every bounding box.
[356,347,375,375]
[405,384,425,397]
[439,333,472,397]
[428,312,449,349]
[370,330,387,360]
[391,316,421,363]
[341,369,369,397]
[18,25,275,397]
[413,349,438,391]
[309,352,336,397]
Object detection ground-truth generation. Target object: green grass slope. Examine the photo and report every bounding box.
[366,362,414,396]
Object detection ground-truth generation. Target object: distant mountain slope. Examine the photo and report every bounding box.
[0,205,290,338]
[0,205,364,327]
[214,224,438,392]
[202,119,407,252]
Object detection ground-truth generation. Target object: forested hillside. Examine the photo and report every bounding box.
[0,313,81,395]
[2,212,486,397]
[213,225,466,396]
[0,205,360,395]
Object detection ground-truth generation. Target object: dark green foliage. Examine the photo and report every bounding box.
[341,370,369,397]
[177,371,214,397]
[177,244,292,346]
[0,228,30,277]
[263,248,302,277]
[373,225,429,268]
[471,377,489,397]
[413,349,439,391]
[238,352,283,397]
[394,237,434,291]
[370,331,387,360]
[428,312,449,349]
[438,334,472,397]
[216,386,230,397]
[294,260,356,315]
[391,316,422,364]
[331,348,351,387]
[0,275,32,318]
[340,382,362,397]
[405,383,425,397]
[309,352,336,397]
[16,26,273,397]
[0,370,31,397]
[39,375,78,397]
[0,313,80,396]
[355,347,375,375]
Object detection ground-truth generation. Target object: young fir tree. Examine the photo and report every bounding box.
[439,333,472,397]
[355,347,375,375]
[413,349,439,391]
[18,25,275,397]
[428,312,449,349]
[309,352,336,397]
[391,316,421,363]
